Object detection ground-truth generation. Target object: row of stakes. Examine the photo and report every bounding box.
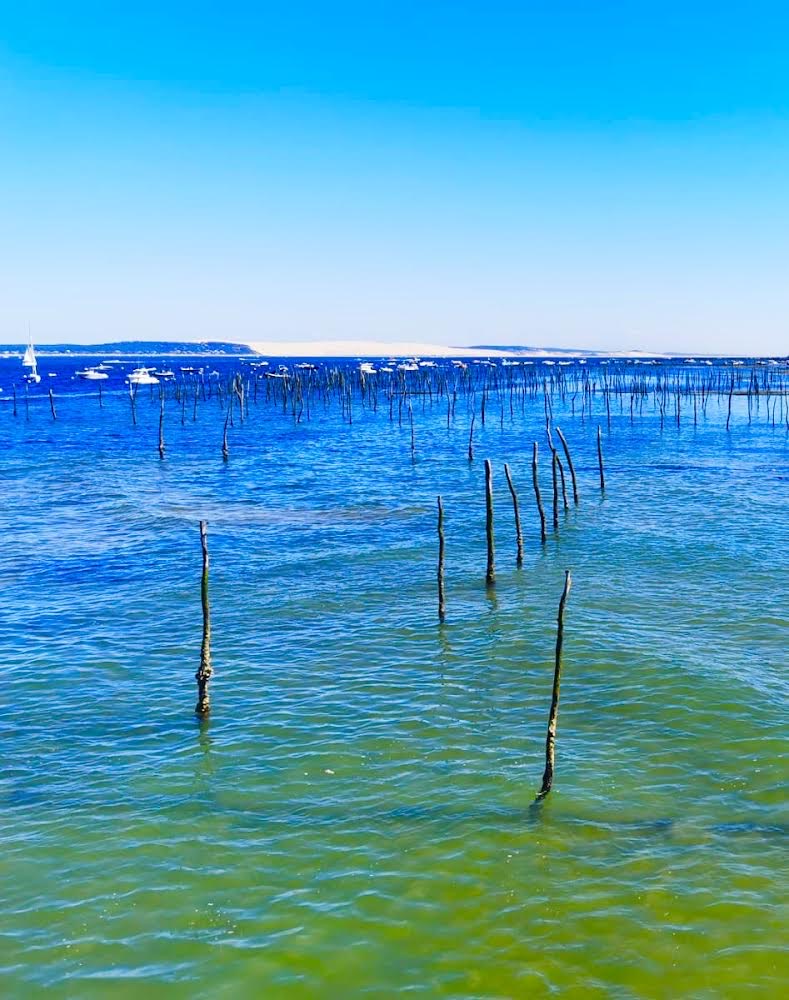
[192,426,603,804]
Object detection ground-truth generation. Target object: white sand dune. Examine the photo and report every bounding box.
[244,339,514,358]
[244,339,673,359]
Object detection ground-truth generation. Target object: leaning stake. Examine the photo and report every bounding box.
[556,427,579,505]
[532,442,547,544]
[537,569,572,800]
[503,462,524,567]
[195,521,213,716]
[484,459,495,586]
[437,496,446,623]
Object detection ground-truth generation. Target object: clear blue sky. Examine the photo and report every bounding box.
[1,1,788,353]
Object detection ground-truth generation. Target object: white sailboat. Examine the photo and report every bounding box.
[22,331,41,383]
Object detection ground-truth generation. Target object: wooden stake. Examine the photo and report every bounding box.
[48,388,57,420]
[484,458,495,587]
[468,413,475,462]
[537,569,572,800]
[532,441,547,544]
[437,496,446,623]
[222,409,230,462]
[556,453,569,511]
[597,425,605,491]
[158,390,165,459]
[551,449,559,532]
[503,462,524,567]
[195,521,213,716]
[556,426,579,505]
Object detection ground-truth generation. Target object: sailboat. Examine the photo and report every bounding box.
[22,330,41,383]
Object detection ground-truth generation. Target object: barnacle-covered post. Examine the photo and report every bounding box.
[532,442,547,544]
[597,425,606,491]
[484,459,495,587]
[195,521,213,716]
[537,569,572,800]
[503,462,524,567]
[556,427,579,505]
[437,496,446,623]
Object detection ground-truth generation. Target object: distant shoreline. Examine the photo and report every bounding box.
[0,340,785,360]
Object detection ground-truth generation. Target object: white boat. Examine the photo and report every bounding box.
[22,332,41,383]
[127,367,160,385]
[152,369,175,378]
[77,367,109,380]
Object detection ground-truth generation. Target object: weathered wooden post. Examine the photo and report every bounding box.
[532,442,547,544]
[195,521,213,716]
[556,453,569,511]
[556,426,579,505]
[222,407,230,462]
[537,569,572,800]
[597,425,605,490]
[504,462,524,567]
[485,458,495,587]
[158,390,165,459]
[437,496,446,623]
[48,387,57,420]
[468,414,475,462]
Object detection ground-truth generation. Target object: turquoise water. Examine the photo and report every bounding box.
[1,358,787,997]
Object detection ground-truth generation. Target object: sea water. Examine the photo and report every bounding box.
[0,356,787,998]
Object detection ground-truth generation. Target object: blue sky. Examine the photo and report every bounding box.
[1,1,788,353]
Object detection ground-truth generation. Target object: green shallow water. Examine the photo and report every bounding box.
[0,360,787,997]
